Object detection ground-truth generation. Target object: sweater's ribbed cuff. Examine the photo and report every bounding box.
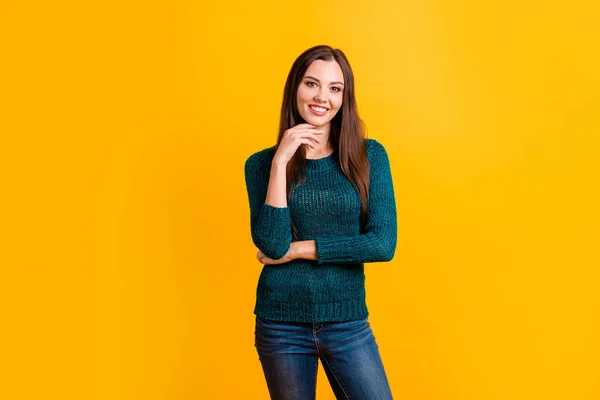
[315,236,355,264]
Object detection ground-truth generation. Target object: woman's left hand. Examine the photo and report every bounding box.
[256,245,295,265]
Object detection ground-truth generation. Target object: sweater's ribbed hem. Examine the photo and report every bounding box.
[254,298,369,323]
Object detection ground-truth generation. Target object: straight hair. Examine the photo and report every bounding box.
[276,45,370,239]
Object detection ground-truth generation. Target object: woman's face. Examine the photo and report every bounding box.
[296,59,345,129]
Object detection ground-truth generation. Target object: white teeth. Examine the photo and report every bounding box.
[310,106,327,112]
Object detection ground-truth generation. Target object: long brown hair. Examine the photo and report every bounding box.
[276,45,370,239]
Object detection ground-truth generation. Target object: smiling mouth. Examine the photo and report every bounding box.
[309,105,328,115]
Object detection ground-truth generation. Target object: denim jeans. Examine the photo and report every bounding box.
[254,316,393,399]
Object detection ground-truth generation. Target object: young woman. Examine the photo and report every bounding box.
[244,45,397,399]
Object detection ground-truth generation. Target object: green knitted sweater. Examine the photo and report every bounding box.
[244,138,397,322]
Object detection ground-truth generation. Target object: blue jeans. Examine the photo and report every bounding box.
[254,316,393,399]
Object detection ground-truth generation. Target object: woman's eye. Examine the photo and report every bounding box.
[306,82,317,87]
[331,87,341,92]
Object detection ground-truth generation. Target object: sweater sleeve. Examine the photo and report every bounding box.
[244,149,292,260]
[314,140,397,264]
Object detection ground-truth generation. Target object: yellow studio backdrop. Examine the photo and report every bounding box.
[1,0,599,399]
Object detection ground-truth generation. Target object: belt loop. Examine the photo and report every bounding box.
[313,322,323,334]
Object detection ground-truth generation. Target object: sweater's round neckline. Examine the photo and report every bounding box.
[305,151,338,172]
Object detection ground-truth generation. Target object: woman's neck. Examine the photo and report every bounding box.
[306,140,335,159]
[304,122,334,158]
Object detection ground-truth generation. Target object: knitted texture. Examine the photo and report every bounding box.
[244,138,397,322]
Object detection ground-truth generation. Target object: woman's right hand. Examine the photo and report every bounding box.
[272,124,324,165]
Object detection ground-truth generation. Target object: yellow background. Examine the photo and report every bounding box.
[2,0,599,399]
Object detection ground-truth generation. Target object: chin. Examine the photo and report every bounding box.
[309,120,327,127]
[302,114,329,127]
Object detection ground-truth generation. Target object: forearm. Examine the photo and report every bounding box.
[290,234,397,264]
[290,240,318,261]
[314,230,397,264]
[265,159,288,207]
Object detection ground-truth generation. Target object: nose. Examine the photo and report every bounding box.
[313,87,327,103]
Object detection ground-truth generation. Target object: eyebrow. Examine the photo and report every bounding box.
[303,75,345,86]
